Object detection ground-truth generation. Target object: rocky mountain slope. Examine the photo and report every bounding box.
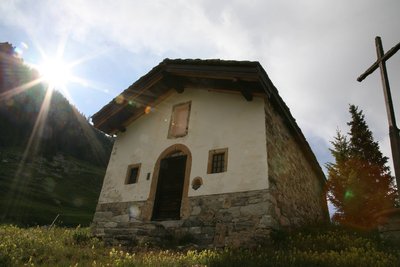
[0,42,113,226]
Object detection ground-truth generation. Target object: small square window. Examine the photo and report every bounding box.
[125,164,141,184]
[207,148,228,174]
[168,102,191,138]
[211,153,225,173]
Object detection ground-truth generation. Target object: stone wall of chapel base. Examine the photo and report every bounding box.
[376,208,400,245]
[91,189,278,248]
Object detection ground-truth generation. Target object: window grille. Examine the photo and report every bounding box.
[207,148,228,174]
[212,153,225,173]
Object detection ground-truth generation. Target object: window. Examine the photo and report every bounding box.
[125,163,141,184]
[207,148,228,174]
[168,102,191,138]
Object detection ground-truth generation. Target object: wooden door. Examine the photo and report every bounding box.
[152,155,187,220]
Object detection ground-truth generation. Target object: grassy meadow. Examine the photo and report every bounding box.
[0,224,399,266]
[0,148,105,226]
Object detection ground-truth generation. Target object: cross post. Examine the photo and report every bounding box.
[358,36,400,189]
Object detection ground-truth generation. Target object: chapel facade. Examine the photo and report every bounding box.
[91,59,328,247]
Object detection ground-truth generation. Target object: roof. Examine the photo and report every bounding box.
[92,58,325,182]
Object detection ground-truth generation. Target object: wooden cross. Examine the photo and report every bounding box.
[358,36,400,188]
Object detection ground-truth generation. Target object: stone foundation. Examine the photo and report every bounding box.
[91,189,278,247]
[376,208,400,245]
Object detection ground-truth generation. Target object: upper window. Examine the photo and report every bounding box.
[125,163,141,184]
[207,148,228,174]
[168,102,191,138]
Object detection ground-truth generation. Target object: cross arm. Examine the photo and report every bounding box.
[357,39,400,82]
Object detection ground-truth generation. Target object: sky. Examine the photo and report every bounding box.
[1,0,400,175]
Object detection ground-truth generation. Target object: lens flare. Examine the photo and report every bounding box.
[115,95,125,104]
[129,205,140,220]
[128,100,136,107]
[344,189,354,200]
[145,106,152,114]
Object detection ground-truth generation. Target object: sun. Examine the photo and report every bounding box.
[37,59,72,88]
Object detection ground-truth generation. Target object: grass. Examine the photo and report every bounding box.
[0,148,105,226]
[0,224,399,266]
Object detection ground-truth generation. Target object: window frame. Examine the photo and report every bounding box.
[125,163,141,184]
[167,101,191,139]
[207,148,228,174]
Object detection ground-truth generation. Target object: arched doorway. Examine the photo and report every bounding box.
[149,144,192,221]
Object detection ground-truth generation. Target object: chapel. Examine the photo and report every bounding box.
[91,59,328,247]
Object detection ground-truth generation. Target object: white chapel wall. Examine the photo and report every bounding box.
[98,88,268,204]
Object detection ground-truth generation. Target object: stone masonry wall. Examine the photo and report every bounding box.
[182,189,275,247]
[91,189,276,247]
[376,208,400,245]
[264,99,328,228]
[91,201,146,238]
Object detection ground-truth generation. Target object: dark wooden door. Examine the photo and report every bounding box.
[152,155,187,220]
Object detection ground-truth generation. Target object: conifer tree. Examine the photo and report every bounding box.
[327,105,396,229]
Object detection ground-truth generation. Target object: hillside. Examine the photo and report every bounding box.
[0,42,113,226]
[0,149,105,226]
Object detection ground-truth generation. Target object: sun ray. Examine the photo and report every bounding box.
[69,104,110,165]
[3,86,54,219]
[55,33,68,60]
[20,85,54,164]
[68,75,113,94]
[58,84,75,104]
[0,78,44,101]
[33,37,48,63]
[68,47,109,69]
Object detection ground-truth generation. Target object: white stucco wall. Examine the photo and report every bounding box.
[98,88,268,203]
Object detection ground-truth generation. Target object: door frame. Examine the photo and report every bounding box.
[144,144,192,221]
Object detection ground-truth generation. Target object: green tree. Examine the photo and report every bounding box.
[327,105,396,229]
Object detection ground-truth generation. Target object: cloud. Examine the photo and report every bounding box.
[1,0,400,172]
